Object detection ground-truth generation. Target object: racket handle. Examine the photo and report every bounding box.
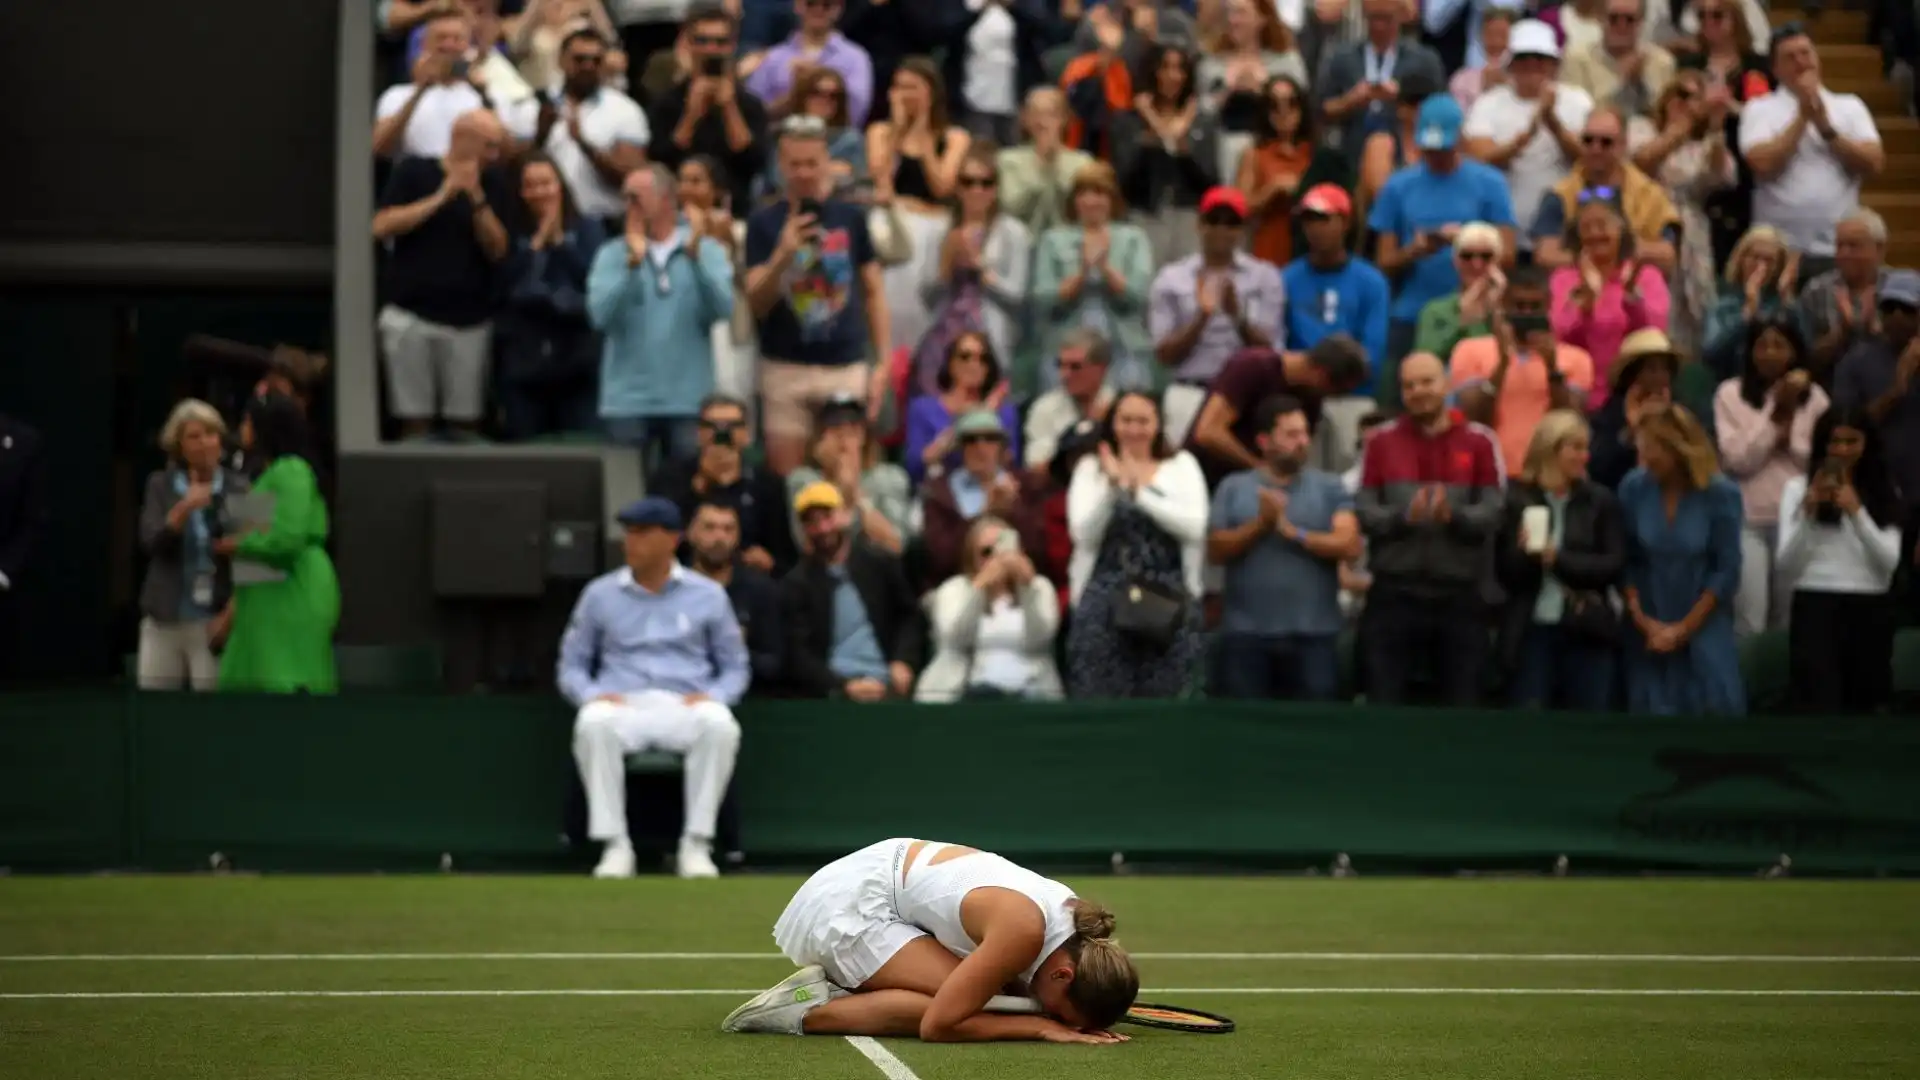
[983,995,1043,1015]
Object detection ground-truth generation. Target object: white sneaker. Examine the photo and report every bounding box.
[719,965,846,1034]
[592,841,635,879]
[676,838,720,879]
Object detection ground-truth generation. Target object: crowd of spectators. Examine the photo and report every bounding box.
[354,0,1920,876]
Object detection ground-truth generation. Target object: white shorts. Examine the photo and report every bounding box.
[772,838,927,989]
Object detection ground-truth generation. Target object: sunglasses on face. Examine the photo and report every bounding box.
[1607,12,1640,24]
[1581,135,1617,148]
[809,86,844,100]
[960,433,1004,446]
[567,52,604,65]
[1201,212,1244,227]
[1458,249,1494,263]
[802,0,841,10]
[1700,8,1729,18]
[959,174,997,189]
[1674,87,1698,100]
[691,34,732,47]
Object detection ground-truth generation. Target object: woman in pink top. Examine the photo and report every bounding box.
[1548,198,1671,408]
[1711,314,1827,639]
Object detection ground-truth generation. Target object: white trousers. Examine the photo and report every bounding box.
[136,618,218,691]
[572,690,742,844]
[1735,523,1789,639]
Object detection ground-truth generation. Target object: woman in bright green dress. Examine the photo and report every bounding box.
[212,393,339,693]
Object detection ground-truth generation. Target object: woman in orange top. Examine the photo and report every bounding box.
[1235,75,1348,266]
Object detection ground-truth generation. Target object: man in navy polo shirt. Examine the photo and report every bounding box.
[744,116,892,476]
[1368,93,1517,403]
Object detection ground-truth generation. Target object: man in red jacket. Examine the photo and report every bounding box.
[1354,352,1506,704]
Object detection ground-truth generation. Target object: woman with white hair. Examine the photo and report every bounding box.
[915,516,1064,702]
[135,399,250,691]
[1405,221,1504,405]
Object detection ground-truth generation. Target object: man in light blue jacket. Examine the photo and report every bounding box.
[588,164,736,471]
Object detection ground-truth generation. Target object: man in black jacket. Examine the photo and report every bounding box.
[779,480,923,701]
[686,499,784,693]
[0,413,46,680]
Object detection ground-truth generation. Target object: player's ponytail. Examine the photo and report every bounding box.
[1066,899,1138,1030]
[1072,900,1117,941]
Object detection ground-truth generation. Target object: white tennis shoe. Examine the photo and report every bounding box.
[719,965,848,1034]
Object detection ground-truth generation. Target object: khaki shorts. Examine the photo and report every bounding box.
[760,359,870,440]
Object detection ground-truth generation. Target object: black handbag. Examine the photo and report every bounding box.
[1111,578,1187,647]
[1560,588,1622,644]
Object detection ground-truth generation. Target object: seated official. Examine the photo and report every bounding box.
[684,499,784,692]
[916,516,1064,703]
[779,482,925,701]
[557,497,748,880]
[917,410,1049,589]
[1205,394,1360,701]
[647,393,796,576]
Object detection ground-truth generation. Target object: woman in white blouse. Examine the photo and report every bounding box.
[915,516,1064,702]
[1063,391,1210,698]
[1775,407,1904,714]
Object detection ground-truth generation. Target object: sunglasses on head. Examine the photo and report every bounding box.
[1578,184,1620,202]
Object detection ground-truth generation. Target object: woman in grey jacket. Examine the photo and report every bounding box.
[136,399,249,690]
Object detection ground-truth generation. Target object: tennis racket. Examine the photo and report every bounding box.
[984,995,1236,1034]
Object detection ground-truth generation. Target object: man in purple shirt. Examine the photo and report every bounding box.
[741,0,876,126]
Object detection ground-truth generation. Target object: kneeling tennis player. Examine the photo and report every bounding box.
[721,838,1139,1043]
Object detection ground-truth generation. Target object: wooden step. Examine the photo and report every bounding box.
[1772,8,1870,40]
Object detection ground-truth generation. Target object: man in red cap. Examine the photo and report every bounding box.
[1148,184,1287,449]
[1281,184,1390,401]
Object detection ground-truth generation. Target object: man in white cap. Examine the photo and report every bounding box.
[1463,19,1591,251]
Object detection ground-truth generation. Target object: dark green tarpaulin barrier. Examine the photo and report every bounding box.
[2,693,1916,874]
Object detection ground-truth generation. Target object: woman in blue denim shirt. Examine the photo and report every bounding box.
[495,153,606,440]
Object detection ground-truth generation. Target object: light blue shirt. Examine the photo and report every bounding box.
[585,232,735,420]
[949,470,991,520]
[1208,468,1354,638]
[557,564,751,706]
[828,567,889,682]
[1368,160,1516,323]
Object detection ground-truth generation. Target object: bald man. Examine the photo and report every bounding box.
[373,108,511,439]
[587,163,736,470]
[1353,351,1506,705]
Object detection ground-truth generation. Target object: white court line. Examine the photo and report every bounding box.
[845,1036,922,1080]
[3,987,1918,1001]
[4,951,1918,963]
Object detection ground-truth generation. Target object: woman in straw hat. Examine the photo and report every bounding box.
[1585,327,1716,490]
[1617,403,1746,715]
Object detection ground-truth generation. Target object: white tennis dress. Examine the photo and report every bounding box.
[772,838,1081,990]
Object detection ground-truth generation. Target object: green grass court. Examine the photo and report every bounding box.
[2,876,1916,1078]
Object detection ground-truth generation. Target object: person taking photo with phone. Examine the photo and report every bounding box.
[376,9,504,159]
[648,3,769,211]
[745,115,893,476]
[1775,407,1903,714]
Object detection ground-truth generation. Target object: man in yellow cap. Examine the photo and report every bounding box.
[778,481,924,701]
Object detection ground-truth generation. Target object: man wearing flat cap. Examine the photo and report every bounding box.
[557,496,750,880]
